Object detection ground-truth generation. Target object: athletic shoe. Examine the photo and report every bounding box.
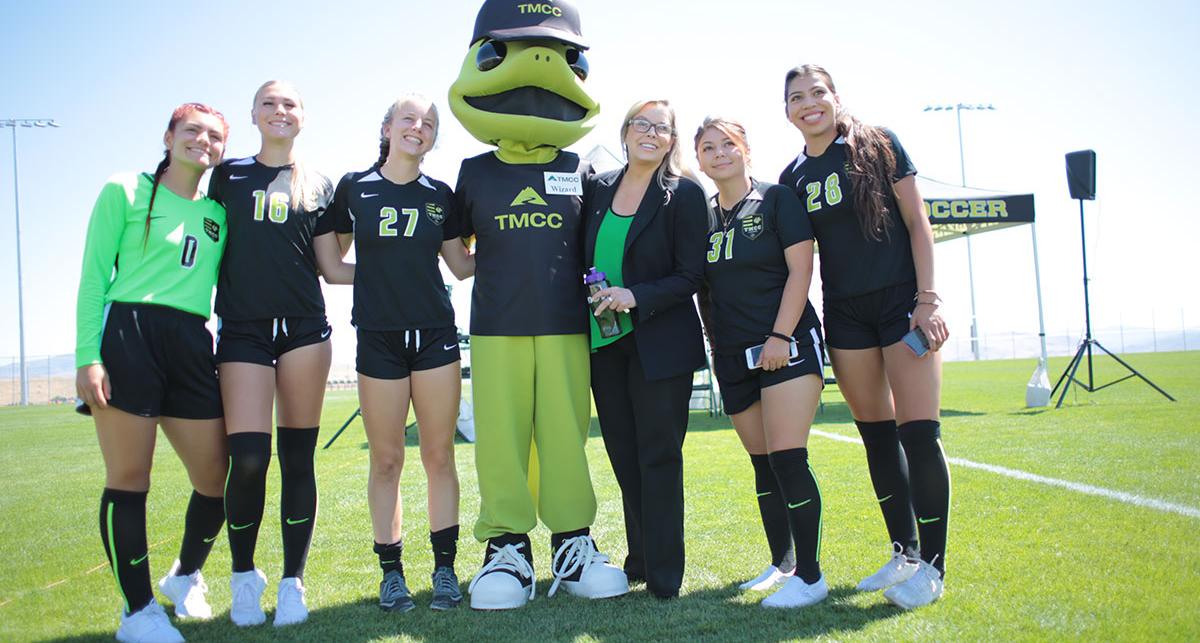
[116,599,184,643]
[857,542,919,592]
[547,535,629,599]
[739,564,793,591]
[273,577,307,627]
[430,566,463,611]
[157,559,212,619]
[378,570,415,612]
[884,557,944,609]
[468,541,536,610]
[229,569,267,626]
[761,574,828,608]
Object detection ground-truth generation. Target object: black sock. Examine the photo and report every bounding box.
[768,448,823,584]
[898,420,950,576]
[856,419,919,557]
[749,453,795,574]
[278,427,319,580]
[177,491,224,575]
[374,540,404,575]
[99,488,153,614]
[431,525,459,570]
[225,432,271,573]
[488,532,533,567]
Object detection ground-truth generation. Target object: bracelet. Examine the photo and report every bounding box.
[914,290,942,305]
[914,301,940,310]
[766,331,794,342]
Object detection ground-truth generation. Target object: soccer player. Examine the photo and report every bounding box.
[779,64,951,609]
[75,103,230,643]
[205,80,334,627]
[313,94,474,613]
[694,116,828,608]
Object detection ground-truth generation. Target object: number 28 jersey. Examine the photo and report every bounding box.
[314,168,460,331]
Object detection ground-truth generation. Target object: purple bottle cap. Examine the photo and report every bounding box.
[584,267,607,285]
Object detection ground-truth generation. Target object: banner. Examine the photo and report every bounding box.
[924,194,1035,241]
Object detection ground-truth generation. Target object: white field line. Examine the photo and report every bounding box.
[812,429,1200,520]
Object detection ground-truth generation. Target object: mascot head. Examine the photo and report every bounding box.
[449,0,599,163]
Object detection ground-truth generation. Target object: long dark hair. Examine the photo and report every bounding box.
[145,103,229,246]
[785,65,896,241]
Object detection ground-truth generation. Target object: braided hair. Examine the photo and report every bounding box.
[144,103,229,246]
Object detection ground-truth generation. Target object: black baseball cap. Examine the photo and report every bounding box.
[470,0,588,49]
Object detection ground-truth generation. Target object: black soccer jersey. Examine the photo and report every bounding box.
[701,180,820,354]
[778,129,917,300]
[314,168,459,330]
[455,151,592,336]
[210,157,333,320]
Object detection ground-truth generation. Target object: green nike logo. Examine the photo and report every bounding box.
[788,499,813,509]
[203,536,217,543]
[229,522,255,531]
[130,554,149,566]
[510,186,548,207]
[877,494,893,503]
[380,559,397,565]
[286,517,310,526]
[756,491,771,498]
[918,516,942,524]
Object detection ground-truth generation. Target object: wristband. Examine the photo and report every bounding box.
[766,331,794,342]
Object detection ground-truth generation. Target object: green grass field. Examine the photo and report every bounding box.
[2,352,1198,642]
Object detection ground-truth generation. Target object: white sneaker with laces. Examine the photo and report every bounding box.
[884,557,944,609]
[857,542,919,592]
[739,564,793,591]
[468,542,536,610]
[229,569,267,626]
[273,577,307,627]
[157,559,212,620]
[547,535,628,599]
[116,598,184,643]
[761,574,828,608]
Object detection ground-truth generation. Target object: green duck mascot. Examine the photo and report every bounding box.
[449,0,628,610]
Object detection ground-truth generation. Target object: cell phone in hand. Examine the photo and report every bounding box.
[745,340,800,369]
[901,327,930,357]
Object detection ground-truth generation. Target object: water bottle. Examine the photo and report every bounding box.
[584,267,622,338]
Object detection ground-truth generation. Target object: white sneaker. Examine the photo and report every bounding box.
[229,569,267,626]
[884,557,944,609]
[157,560,212,620]
[761,574,828,608]
[116,599,184,643]
[273,577,307,627]
[468,542,536,610]
[739,564,793,591]
[857,542,919,592]
[547,535,629,599]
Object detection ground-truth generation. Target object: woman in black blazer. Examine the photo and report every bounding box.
[582,99,708,599]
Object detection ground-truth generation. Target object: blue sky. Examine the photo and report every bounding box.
[2,0,1198,369]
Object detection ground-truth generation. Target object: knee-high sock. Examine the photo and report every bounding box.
[768,448,822,584]
[99,488,153,614]
[177,491,224,575]
[898,420,950,575]
[225,432,271,573]
[278,427,319,580]
[856,419,919,557]
[749,453,795,573]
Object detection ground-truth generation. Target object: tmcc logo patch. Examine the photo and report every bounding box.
[510,186,548,207]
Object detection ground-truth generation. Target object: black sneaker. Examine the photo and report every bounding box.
[379,570,416,612]
[430,566,463,611]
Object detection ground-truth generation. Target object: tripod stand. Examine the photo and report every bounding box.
[1051,198,1175,408]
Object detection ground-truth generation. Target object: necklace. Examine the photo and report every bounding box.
[718,184,754,229]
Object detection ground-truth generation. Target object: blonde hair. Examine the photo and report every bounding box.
[620,99,683,192]
[377,93,440,167]
[253,80,322,212]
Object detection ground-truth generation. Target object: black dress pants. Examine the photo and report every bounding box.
[591,333,693,598]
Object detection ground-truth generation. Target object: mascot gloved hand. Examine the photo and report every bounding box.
[449,0,628,610]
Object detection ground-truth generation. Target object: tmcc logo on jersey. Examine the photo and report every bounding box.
[425,202,446,225]
[496,186,563,231]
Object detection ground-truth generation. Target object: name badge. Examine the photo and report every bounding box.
[544,171,583,196]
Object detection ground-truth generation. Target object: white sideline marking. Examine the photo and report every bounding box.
[812,429,1200,520]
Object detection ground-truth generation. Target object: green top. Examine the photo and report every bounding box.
[75,173,227,368]
[589,209,635,350]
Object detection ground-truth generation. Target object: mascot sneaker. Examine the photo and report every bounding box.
[469,541,535,610]
[739,564,793,591]
[761,575,828,609]
[157,559,212,619]
[857,543,919,592]
[884,558,944,609]
[547,535,629,599]
[116,599,184,643]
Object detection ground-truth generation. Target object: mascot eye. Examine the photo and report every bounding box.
[476,40,507,72]
[566,48,589,81]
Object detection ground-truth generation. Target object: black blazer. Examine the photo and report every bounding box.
[583,168,708,381]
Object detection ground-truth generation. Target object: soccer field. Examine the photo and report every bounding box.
[1,352,1197,642]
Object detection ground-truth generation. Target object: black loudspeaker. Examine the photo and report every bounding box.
[1065,150,1097,200]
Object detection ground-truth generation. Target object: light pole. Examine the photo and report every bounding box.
[2,118,60,406]
[923,103,995,361]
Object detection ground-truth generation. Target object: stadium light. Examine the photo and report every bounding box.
[1,118,61,406]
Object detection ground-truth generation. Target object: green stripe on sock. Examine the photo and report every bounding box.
[105,502,129,613]
[810,463,823,561]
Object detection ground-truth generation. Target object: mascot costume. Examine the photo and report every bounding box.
[449,0,628,610]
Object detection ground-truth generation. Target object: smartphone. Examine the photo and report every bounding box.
[901,327,930,357]
[745,340,800,369]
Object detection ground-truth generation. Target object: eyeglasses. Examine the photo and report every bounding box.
[628,118,674,137]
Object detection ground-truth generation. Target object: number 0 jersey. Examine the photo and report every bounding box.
[700,180,820,354]
[314,168,459,331]
[75,173,226,368]
[208,157,333,321]
[778,129,917,301]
